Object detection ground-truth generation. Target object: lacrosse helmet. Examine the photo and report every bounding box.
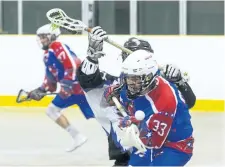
[121,50,158,99]
[122,37,154,61]
[36,23,61,50]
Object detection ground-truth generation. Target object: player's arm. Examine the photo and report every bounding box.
[100,70,118,83]
[49,42,80,98]
[143,94,177,149]
[103,83,124,106]
[77,56,104,89]
[117,91,177,149]
[49,42,77,81]
[161,64,196,109]
[41,67,57,92]
[28,67,57,101]
[176,81,196,109]
[76,26,110,89]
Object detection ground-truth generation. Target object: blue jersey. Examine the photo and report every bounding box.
[119,76,194,154]
[40,41,94,119]
[41,41,84,95]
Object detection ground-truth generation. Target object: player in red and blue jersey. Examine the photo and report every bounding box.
[106,37,196,166]
[28,24,94,152]
[105,50,194,166]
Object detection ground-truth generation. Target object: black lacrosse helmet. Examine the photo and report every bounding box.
[122,37,154,61]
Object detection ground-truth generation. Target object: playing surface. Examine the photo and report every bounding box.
[0,107,224,166]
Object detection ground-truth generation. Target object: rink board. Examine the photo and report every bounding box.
[0,107,224,166]
[0,95,224,112]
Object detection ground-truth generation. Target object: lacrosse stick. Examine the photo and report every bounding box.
[16,89,58,103]
[46,8,166,72]
[112,96,128,117]
[46,8,133,55]
[111,96,147,153]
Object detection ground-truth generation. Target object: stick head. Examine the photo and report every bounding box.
[46,8,87,33]
[16,89,31,103]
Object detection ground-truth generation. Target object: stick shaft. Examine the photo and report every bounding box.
[112,97,128,117]
[84,28,133,54]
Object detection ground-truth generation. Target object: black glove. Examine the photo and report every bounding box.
[28,88,46,101]
[162,64,182,82]
[87,26,108,61]
[104,84,124,105]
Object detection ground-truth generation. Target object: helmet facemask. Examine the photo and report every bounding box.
[124,73,157,99]
[37,33,57,50]
[36,24,60,50]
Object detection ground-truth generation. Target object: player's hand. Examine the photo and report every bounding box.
[41,78,57,92]
[104,84,123,106]
[28,88,46,101]
[87,26,108,61]
[119,116,140,128]
[162,64,182,82]
[59,79,73,99]
[90,26,108,41]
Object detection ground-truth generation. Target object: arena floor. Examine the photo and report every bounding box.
[0,107,224,167]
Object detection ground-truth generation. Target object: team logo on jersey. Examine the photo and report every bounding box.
[139,122,153,146]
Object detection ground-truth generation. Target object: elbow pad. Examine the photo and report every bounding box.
[81,57,99,75]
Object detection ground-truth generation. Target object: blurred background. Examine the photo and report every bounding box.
[0,0,224,35]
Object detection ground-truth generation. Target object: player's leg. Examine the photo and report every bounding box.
[152,147,192,166]
[55,94,95,151]
[76,94,131,166]
[47,95,87,152]
[108,132,130,166]
[73,94,95,119]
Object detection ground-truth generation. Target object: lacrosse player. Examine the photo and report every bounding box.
[105,50,194,166]
[28,24,94,152]
[76,26,196,166]
[106,37,196,166]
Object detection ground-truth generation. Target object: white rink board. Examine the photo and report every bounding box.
[0,107,224,166]
[0,35,224,100]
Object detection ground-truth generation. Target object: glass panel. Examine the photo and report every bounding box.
[115,1,130,34]
[137,1,179,35]
[2,1,18,34]
[23,1,82,34]
[94,1,130,34]
[187,1,224,35]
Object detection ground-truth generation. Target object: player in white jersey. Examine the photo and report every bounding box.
[76,26,196,166]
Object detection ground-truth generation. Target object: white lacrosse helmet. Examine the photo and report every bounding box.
[121,50,159,98]
[36,23,61,50]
